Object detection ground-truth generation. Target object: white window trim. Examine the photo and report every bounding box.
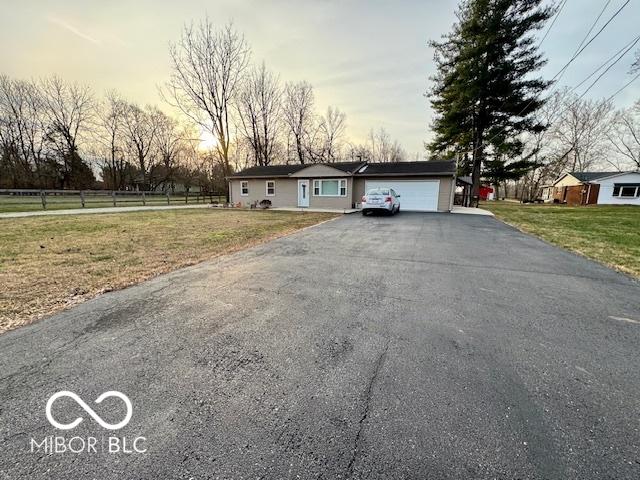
[240,181,249,196]
[265,180,276,196]
[313,179,348,197]
[613,184,640,198]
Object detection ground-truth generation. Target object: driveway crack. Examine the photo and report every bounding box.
[346,339,390,478]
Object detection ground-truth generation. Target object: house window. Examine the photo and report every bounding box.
[240,181,249,196]
[313,179,347,197]
[266,180,275,196]
[613,184,640,197]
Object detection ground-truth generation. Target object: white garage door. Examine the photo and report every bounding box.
[365,180,440,212]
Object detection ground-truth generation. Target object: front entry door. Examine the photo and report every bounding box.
[298,180,310,207]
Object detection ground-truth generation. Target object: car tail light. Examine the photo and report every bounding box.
[385,196,392,203]
[362,196,367,202]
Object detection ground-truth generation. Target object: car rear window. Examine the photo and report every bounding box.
[367,188,389,195]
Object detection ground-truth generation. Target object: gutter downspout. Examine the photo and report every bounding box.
[449,175,456,212]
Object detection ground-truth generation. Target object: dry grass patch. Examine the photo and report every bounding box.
[483,202,640,278]
[0,209,336,333]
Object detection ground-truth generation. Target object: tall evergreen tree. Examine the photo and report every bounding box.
[428,0,553,204]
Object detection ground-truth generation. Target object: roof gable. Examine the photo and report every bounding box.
[289,163,356,177]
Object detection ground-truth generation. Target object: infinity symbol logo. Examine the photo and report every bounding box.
[45,391,133,430]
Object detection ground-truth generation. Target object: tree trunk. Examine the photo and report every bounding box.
[470,128,484,208]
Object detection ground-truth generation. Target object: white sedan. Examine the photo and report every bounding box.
[361,188,401,215]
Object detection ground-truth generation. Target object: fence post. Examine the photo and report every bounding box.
[166,192,170,205]
[40,190,47,210]
[80,191,85,208]
[142,191,146,206]
[112,191,116,207]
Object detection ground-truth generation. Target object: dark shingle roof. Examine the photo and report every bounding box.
[355,160,455,176]
[571,171,620,182]
[230,164,307,177]
[231,161,366,178]
[230,160,456,178]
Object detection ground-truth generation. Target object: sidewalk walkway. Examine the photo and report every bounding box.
[271,207,359,214]
[0,203,211,219]
[451,206,494,216]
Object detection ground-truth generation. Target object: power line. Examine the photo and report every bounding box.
[606,71,640,101]
[576,35,640,100]
[554,0,627,82]
[461,0,632,156]
[538,0,569,46]
[569,34,640,92]
[572,0,611,53]
[544,36,640,127]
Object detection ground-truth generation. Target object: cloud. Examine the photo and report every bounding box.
[47,15,100,45]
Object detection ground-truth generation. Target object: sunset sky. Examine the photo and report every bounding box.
[1,0,639,156]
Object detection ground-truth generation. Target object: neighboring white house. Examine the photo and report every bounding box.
[595,171,640,205]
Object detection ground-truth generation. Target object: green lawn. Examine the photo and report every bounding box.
[0,209,337,333]
[483,202,640,278]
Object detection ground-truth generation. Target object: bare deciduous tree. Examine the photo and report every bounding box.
[319,106,346,162]
[123,103,161,190]
[368,127,405,162]
[0,76,47,187]
[607,101,640,169]
[236,63,283,166]
[165,20,250,185]
[283,81,314,164]
[40,76,96,188]
[553,95,613,172]
[154,111,187,191]
[95,90,128,189]
[516,90,571,200]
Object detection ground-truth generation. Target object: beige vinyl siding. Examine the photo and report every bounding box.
[353,176,454,212]
[230,178,298,207]
[554,174,583,187]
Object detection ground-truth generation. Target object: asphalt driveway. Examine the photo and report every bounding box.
[1,212,639,479]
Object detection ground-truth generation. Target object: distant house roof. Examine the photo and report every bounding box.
[568,171,622,183]
[579,170,640,182]
[456,175,472,185]
[230,160,456,178]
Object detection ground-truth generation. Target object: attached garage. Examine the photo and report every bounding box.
[364,179,440,212]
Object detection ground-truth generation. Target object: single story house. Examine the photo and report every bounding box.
[595,171,640,205]
[546,171,620,206]
[228,160,456,212]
